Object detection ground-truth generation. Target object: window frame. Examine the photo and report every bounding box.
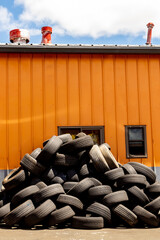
[125,125,147,159]
[58,126,105,145]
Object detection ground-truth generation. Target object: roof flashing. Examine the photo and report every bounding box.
[0,43,160,54]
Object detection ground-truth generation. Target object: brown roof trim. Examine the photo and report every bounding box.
[0,44,160,54]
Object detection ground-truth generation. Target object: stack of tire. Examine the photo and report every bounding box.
[0,133,160,229]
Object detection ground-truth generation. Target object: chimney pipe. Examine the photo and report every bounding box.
[146,22,154,45]
[10,29,30,44]
[41,26,52,44]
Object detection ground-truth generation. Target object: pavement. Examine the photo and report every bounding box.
[0,227,160,240]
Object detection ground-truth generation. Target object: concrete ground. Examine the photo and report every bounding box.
[0,227,160,240]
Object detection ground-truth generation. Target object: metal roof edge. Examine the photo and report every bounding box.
[0,44,160,54]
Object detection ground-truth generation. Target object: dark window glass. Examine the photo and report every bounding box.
[125,126,147,158]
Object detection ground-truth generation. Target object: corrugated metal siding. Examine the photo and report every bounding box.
[0,53,160,170]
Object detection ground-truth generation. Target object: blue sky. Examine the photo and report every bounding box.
[0,0,160,45]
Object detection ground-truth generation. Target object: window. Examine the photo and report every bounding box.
[125,125,147,158]
[58,126,105,145]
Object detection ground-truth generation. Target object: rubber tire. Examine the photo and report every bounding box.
[0,203,10,219]
[41,167,57,183]
[48,206,75,226]
[21,154,46,176]
[4,200,35,226]
[33,183,65,203]
[58,134,72,143]
[117,174,147,189]
[99,144,119,169]
[63,182,79,192]
[67,169,79,182]
[11,185,39,207]
[88,185,112,198]
[24,199,56,227]
[127,186,149,206]
[145,182,160,200]
[30,148,41,159]
[133,205,159,227]
[122,164,137,174]
[112,204,138,227]
[144,196,160,214]
[90,178,102,186]
[68,178,94,197]
[75,132,86,138]
[72,216,104,229]
[59,135,94,154]
[56,194,83,210]
[37,136,63,165]
[2,167,26,191]
[86,202,112,224]
[104,168,124,182]
[89,145,110,173]
[54,154,79,167]
[103,190,129,207]
[128,162,156,184]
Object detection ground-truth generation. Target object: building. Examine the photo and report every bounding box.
[0,42,160,182]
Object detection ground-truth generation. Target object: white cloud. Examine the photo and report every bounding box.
[14,0,160,39]
[0,6,16,31]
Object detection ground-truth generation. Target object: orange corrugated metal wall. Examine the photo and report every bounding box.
[0,53,160,170]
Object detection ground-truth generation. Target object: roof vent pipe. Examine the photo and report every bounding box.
[10,29,30,44]
[146,22,154,45]
[41,26,52,44]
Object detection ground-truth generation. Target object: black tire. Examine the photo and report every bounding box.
[89,145,110,173]
[144,196,160,214]
[56,194,83,210]
[72,216,104,229]
[51,172,67,184]
[43,134,72,147]
[112,204,138,227]
[30,148,41,159]
[30,178,47,189]
[33,184,65,203]
[11,185,39,207]
[100,143,111,151]
[103,190,128,207]
[75,132,86,138]
[41,167,57,183]
[20,154,46,176]
[54,154,79,167]
[67,169,79,182]
[4,200,35,226]
[24,199,56,227]
[104,168,124,182]
[0,203,10,219]
[48,206,75,226]
[79,163,90,179]
[88,185,112,199]
[127,186,149,206]
[58,134,72,143]
[99,144,119,169]
[37,136,63,165]
[51,176,65,185]
[90,178,102,186]
[122,164,137,174]
[59,135,94,154]
[2,167,26,191]
[133,205,159,227]
[68,178,94,197]
[117,174,147,189]
[145,182,160,200]
[63,182,79,192]
[86,202,112,224]
[128,162,156,184]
